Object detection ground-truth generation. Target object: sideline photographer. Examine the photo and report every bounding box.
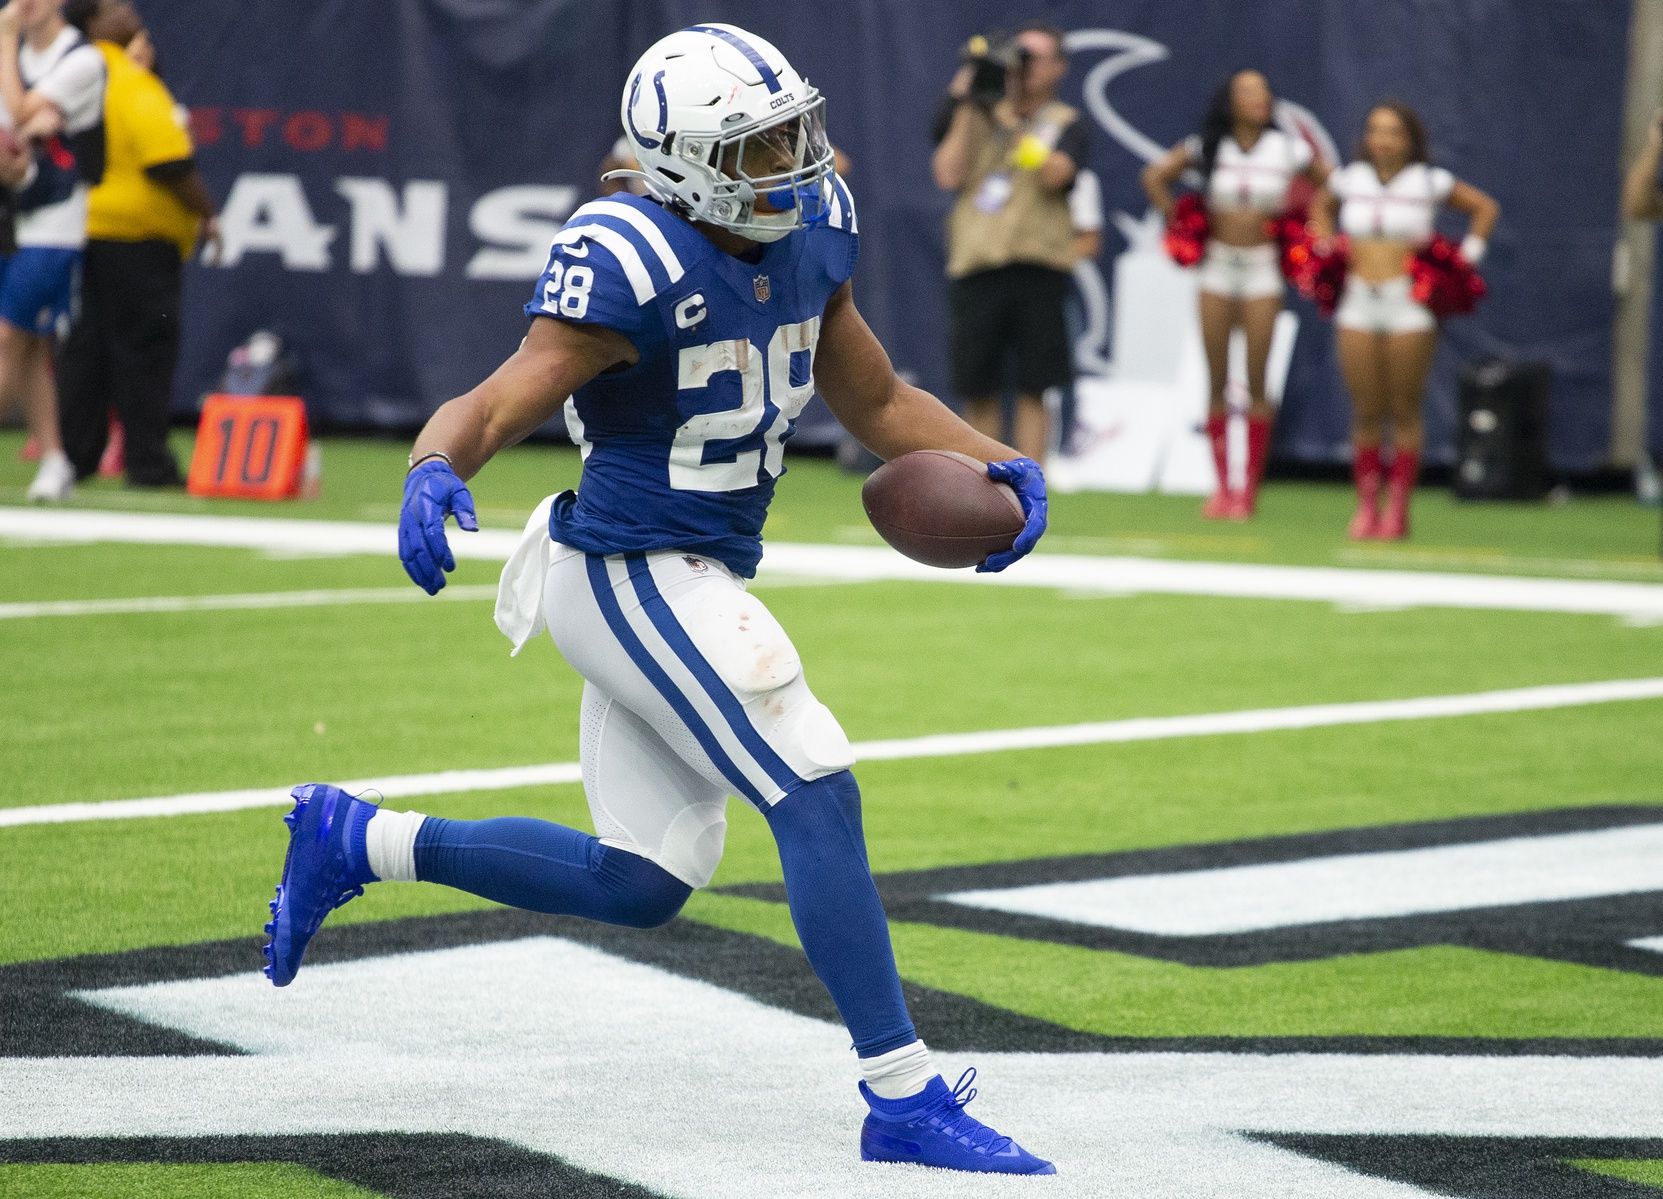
[932,24,1086,463]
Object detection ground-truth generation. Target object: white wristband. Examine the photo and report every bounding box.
[1459,234,1487,265]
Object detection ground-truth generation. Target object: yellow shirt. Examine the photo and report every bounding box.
[85,42,198,260]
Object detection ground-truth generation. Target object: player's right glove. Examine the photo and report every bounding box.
[399,458,478,595]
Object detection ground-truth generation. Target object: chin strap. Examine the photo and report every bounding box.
[599,167,668,196]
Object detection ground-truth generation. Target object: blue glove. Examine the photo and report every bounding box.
[399,458,478,594]
[980,457,1048,573]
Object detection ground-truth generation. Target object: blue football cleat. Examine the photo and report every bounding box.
[263,783,378,987]
[859,1068,1056,1175]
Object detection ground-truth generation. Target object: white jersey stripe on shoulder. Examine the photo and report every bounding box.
[831,175,856,233]
[569,200,686,284]
[827,188,844,230]
[556,222,657,306]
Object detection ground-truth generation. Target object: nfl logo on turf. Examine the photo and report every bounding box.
[753,275,771,302]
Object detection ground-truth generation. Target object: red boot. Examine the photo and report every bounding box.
[1229,414,1273,519]
[97,418,125,479]
[1348,445,1383,540]
[1377,448,1420,541]
[1202,413,1232,518]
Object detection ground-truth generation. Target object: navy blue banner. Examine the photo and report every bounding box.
[146,0,1632,470]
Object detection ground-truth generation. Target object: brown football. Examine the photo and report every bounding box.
[861,450,1025,569]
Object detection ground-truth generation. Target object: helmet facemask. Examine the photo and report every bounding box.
[681,95,834,241]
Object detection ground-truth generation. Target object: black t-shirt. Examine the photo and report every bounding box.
[1053,114,1089,171]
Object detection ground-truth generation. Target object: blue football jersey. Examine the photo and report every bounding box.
[523,178,859,577]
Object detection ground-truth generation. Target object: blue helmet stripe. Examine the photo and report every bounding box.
[651,69,669,136]
[625,71,661,150]
[686,24,784,93]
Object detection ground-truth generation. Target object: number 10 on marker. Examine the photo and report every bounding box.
[187,395,311,500]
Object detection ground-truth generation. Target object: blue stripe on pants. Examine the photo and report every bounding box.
[624,553,802,798]
[584,553,768,808]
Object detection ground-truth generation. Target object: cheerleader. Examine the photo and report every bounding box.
[1143,70,1328,519]
[1310,102,1499,540]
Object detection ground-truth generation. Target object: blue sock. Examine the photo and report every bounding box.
[764,771,918,1057]
[414,816,690,929]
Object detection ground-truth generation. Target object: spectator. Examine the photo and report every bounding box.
[932,23,1086,465]
[0,0,104,502]
[1623,108,1663,221]
[0,109,34,198]
[57,0,217,488]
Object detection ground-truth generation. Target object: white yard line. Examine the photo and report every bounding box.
[0,763,587,828]
[847,677,1663,761]
[5,676,1660,829]
[5,505,1663,619]
[0,585,500,619]
[0,578,839,621]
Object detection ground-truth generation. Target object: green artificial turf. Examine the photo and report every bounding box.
[7,541,1662,808]
[1573,1159,1663,1188]
[0,1163,384,1198]
[6,431,1662,1198]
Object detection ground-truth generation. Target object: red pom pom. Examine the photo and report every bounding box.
[1267,206,1314,285]
[1408,234,1486,318]
[1293,234,1350,318]
[1163,193,1209,268]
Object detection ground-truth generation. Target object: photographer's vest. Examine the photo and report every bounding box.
[946,99,1078,279]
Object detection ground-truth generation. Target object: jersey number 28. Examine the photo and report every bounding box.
[670,317,820,493]
[541,261,595,319]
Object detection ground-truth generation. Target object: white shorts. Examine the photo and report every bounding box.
[1195,240,1283,301]
[1335,274,1435,334]
[539,545,855,890]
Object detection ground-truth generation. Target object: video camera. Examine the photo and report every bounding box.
[961,32,1030,107]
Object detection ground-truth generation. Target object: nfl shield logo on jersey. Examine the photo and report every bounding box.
[753,275,771,303]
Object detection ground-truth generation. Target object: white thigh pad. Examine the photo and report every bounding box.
[675,573,855,785]
[678,580,802,694]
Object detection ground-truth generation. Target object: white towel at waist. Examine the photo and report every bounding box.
[494,493,558,656]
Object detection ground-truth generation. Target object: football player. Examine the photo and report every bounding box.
[264,23,1052,1176]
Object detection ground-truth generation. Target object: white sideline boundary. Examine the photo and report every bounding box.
[5,505,1663,620]
[5,677,1661,829]
[0,585,500,620]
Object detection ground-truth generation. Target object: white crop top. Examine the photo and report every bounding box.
[1184,129,1313,214]
[1333,161,1455,243]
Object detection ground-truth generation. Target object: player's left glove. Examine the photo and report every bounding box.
[399,458,478,595]
[980,456,1047,573]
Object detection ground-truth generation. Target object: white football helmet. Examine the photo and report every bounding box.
[613,24,834,242]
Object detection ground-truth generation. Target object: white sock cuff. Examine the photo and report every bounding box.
[364,809,426,882]
[858,1039,936,1100]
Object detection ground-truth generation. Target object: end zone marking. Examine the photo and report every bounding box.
[943,823,1663,936]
